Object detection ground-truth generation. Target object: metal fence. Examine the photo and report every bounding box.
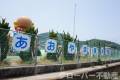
[0,28,120,68]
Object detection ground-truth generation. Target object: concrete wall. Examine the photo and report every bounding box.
[0,60,120,79]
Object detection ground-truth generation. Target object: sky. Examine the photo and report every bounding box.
[0,0,120,44]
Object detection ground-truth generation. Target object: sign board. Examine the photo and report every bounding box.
[105,47,111,55]
[101,47,105,55]
[12,32,31,51]
[45,39,57,53]
[87,47,91,55]
[92,47,98,56]
[68,42,76,54]
[81,45,88,55]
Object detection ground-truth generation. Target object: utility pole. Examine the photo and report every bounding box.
[73,2,77,38]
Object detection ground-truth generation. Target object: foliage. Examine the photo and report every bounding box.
[85,39,120,50]
[19,51,32,62]
[61,31,77,60]
[47,30,58,61]
[0,18,10,61]
[49,30,57,39]
[19,26,39,62]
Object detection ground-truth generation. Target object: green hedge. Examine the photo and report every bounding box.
[47,53,58,61]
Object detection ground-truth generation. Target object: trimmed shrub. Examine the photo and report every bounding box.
[0,18,10,61]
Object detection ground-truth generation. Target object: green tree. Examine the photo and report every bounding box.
[49,30,57,39]
[61,32,76,60]
[19,26,38,62]
[0,18,10,61]
[47,30,58,60]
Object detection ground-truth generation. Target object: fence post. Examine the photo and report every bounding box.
[76,41,80,64]
[0,46,1,61]
[34,35,38,74]
[57,45,62,64]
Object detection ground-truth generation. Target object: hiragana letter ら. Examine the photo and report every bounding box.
[69,44,74,52]
[15,36,28,49]
[47,41,55,51]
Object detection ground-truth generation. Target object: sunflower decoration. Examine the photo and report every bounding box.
[14,16,34,32]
